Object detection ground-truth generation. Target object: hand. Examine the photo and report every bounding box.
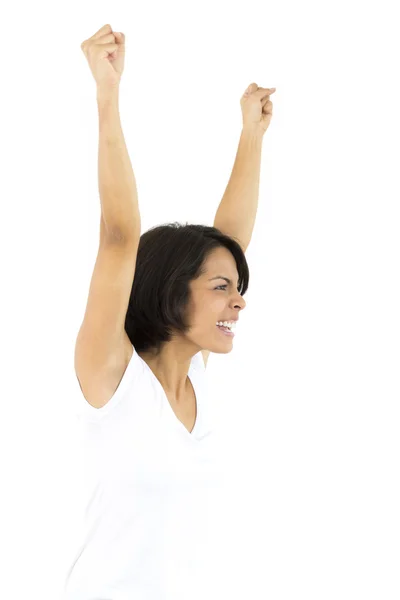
[81,24,126,90]
[240,83,276,136]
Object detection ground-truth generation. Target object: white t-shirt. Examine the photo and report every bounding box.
[63,346,226,600]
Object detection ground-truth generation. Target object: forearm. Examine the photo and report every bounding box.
[213,129,263,250]
[97,87,141,241]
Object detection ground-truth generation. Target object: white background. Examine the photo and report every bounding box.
[1,1,399,599]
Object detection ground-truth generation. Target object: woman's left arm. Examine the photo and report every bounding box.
[213,84,276,252]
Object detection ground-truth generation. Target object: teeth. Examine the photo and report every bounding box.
[216,321,235,330]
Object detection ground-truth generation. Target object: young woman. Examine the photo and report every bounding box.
[64,23,274,599]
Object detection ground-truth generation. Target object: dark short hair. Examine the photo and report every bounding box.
[124,222,249,356]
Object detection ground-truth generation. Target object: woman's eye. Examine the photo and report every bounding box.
[215,285,228,290]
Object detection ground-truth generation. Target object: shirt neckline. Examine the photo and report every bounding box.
[137,354,200,438]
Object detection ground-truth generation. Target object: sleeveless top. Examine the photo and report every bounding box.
[63,346,226,600]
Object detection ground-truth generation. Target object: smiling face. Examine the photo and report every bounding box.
[183,246,247,353]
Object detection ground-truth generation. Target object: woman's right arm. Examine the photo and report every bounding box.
[97,86,141,242]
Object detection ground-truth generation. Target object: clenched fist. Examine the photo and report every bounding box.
[81,24,125,90]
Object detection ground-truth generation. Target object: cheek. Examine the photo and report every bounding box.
[214,295,228,311]
[204,294,226,314]
[193,292,226,322]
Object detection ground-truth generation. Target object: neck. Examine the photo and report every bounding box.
[137,350,193,402]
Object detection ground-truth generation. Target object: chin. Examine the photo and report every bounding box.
[207,341,234,354]
[220,345,234,353]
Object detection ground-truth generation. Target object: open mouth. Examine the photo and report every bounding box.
[216,324,235,337]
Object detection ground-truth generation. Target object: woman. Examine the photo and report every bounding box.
[64,23,274,599]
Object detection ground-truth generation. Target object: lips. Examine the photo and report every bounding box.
[216,324,235,336]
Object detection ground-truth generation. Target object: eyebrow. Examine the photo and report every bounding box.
[208,276,239,286]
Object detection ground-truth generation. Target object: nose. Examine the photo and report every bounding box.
[234,295,246,312]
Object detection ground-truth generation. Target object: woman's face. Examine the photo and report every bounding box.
[184,247,246,353]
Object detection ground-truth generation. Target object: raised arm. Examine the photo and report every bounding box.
[75,26,141,409]
[97,87,141,242]
[81,23,141,242]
